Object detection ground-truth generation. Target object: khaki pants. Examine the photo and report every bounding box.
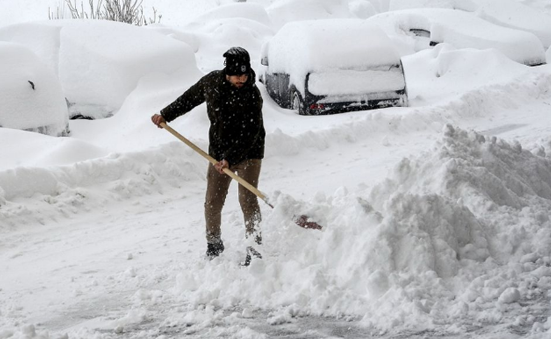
[204,159,262,245]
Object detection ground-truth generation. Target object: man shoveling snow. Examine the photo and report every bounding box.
[152,47,266,266]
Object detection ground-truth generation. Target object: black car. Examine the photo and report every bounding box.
[260,19,408,115]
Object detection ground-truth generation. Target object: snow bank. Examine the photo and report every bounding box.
[0,129,109,170]
[0,142,205,229]
[0,42,68,136]
[166,125,551,333]
[0,20,198,119]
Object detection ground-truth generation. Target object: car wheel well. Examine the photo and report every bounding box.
[289,87,306,115]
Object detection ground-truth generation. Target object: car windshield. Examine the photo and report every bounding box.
[307,65,405,96]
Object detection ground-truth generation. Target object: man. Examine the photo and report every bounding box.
[151,47,265,265]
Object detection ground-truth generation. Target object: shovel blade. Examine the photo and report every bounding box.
[294,215,323,230]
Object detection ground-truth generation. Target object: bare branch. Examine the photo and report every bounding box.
[48,0,161,26]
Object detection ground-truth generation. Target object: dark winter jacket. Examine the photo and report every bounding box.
[160,69,265,166]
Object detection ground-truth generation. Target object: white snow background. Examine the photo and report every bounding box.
[1,0,551,338]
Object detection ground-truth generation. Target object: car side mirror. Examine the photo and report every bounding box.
[261,56,269,66]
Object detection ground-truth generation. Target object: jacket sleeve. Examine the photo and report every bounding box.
[160,77,206,122]
[222,86,264,166]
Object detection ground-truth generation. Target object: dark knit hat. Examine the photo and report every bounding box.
[223,47,251,75]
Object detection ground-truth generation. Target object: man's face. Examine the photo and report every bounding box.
[226,74,248,88]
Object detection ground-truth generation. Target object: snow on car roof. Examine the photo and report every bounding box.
[366,8,546,66]
[266,19,402,76]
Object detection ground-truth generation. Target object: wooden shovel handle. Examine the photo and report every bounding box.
[160,122,272,206]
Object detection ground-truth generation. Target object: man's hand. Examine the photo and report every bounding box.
[214,159,229,174]
[151,114,166,128]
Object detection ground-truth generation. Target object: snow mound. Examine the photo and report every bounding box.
[370,124,551,263]
[169,125,551,334]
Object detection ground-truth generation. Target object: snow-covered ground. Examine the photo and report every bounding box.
[1,1,551,338]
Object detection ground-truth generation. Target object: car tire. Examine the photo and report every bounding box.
[291,91,305,115]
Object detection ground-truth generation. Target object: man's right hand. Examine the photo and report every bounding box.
[151,114,166,128]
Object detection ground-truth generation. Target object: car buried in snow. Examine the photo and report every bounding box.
[0,42,69,136]
[259,19,408,115]
[365,8,547,67]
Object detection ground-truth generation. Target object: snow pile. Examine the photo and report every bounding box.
[0,41,68,136]
[0,21,197,119]
[367,125,551,331]
[371,124,551,266]
[162,125,551,335]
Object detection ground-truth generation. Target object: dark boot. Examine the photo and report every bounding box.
[242,246,262,266]
[206,241,225,259]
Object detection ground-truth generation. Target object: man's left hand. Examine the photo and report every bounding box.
[151,114,166,128]
[214,160,229,174]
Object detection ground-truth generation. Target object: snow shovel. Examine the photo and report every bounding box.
[160,122,322,230]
